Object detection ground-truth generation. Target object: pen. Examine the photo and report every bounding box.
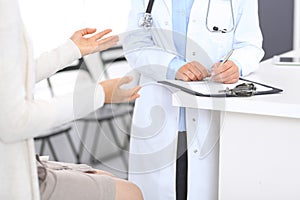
[217,49,234,68]
[205,49,234,81]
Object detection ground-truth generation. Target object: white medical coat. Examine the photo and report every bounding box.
[123,0,264,199]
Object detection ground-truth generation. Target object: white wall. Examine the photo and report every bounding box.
[19,0,131,57]
[294,0,300,49]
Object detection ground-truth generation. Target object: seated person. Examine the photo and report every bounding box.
[0,0,142,199]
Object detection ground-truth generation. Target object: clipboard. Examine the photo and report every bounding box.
[158,78,283,97]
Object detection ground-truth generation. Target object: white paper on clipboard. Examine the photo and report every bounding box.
[159,78,281,97]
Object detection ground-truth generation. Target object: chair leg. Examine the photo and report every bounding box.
[78,121,89,163]
[119,116,131,151]
[90,123,101,163]
[46,138,59,161]
[107,120,128,168]
[107,120,122,148]
[65,130,80,164]
[39,139,46,156]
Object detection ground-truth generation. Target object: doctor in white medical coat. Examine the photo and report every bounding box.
[123,0,264,199]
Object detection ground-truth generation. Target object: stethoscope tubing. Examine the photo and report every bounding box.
[205,0,235,33]
[140,0,235,33]
[146,0,155,13]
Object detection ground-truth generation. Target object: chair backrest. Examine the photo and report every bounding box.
[47,58,94,97]
[98,45,130,79]
[37,58,93,100]
[100,45,126,64]
[56,58,93,79]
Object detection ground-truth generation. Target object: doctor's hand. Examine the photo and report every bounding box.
[211,60,240,84]
[70,28,119,56]
[175,61,210,81]
[100,76,141,103]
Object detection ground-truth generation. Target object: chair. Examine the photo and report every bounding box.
[34,59,86,163]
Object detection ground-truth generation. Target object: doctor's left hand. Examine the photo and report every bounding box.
[211,60,240,84]
[70,28,119,56]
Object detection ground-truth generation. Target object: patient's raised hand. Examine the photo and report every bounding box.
[70,28,119,56]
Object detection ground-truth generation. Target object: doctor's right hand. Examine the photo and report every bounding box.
[175,61,210,81]
[100,76,141,103]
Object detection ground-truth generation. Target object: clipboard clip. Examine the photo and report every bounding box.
[218,83,256,97]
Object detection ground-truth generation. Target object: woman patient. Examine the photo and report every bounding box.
[0,0,143,199]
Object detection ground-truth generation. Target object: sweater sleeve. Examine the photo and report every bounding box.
[0,81,105,143]
[34,39,82,83]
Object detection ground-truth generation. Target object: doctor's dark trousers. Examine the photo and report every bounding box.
[176,131,188,200]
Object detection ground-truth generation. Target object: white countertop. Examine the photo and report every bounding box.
[172,49,300,119]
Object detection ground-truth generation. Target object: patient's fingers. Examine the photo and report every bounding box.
[91,29,112,41]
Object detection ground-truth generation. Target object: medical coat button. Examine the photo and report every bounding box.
[192,52,196,56]
[192,118,196,122]
[194,149,198,154]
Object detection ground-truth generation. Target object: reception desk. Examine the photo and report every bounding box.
[172,49,300,200]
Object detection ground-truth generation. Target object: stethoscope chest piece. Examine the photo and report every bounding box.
[139,13,153,30]
[139,0,155,30]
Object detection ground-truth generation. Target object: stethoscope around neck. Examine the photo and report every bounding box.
[139,0,235,33]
